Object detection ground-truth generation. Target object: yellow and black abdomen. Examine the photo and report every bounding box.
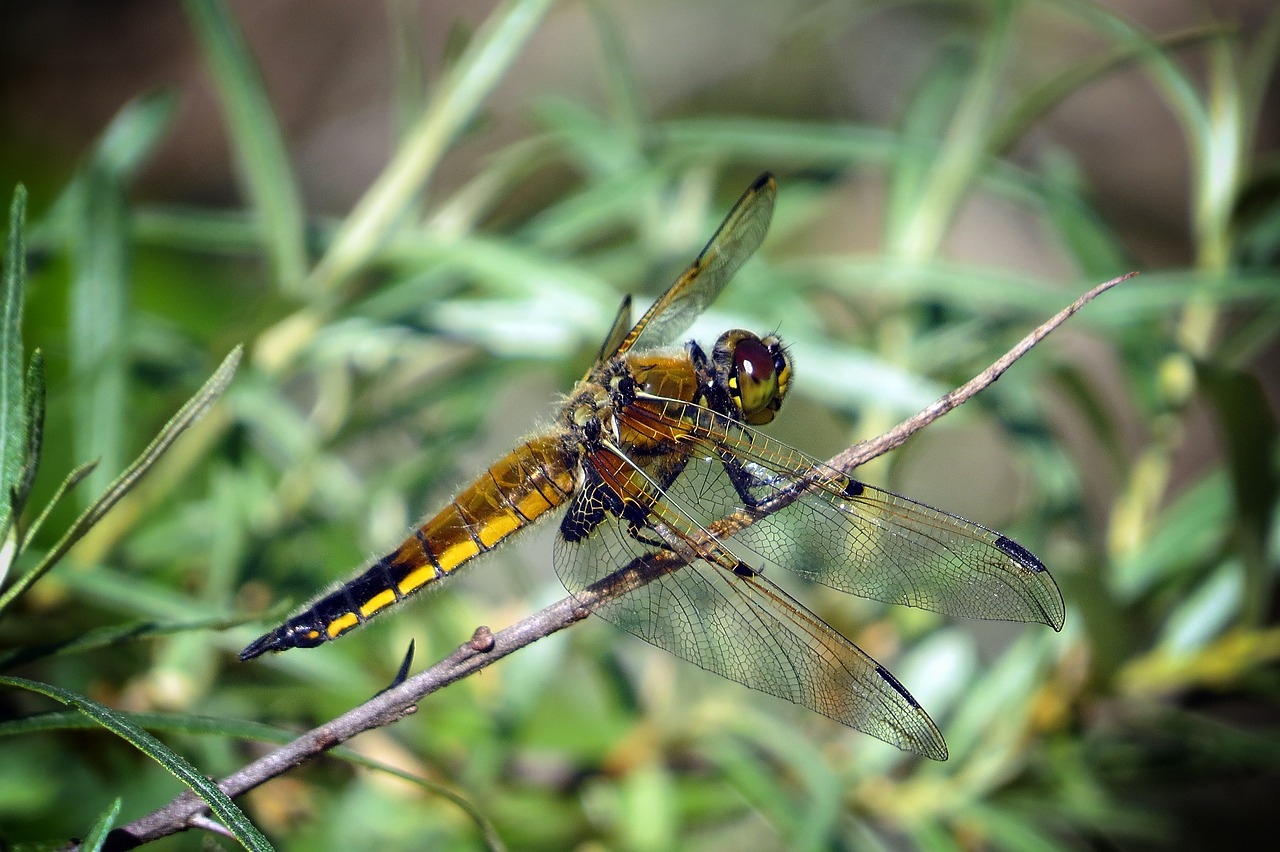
[240,434,576,659]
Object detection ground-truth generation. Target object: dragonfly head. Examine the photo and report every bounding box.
[713,330,792,425]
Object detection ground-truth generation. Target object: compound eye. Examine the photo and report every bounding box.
[733,336,779,418]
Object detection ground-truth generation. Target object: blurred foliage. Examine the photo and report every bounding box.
[1,0,1278,850]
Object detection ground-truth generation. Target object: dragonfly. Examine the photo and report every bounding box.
[241,173,1065,760]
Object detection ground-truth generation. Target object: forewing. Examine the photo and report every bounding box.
[591,295,633,374]
[555,446,947,759]
[621,399,1067,630]
[610,173,777,359]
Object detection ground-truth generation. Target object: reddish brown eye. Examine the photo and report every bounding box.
[732,337,780,420]
[735,338,775,385]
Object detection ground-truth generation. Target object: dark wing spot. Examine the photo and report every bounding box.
[994,534,1046,573]
[842,479,865,499]
[875,663,922,708]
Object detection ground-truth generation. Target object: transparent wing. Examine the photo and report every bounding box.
[593,295,634,370]
[554,446,948,759]
[618,396,1066,630]
[608,173,777,360]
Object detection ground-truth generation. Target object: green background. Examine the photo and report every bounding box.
[1,1,1277,849]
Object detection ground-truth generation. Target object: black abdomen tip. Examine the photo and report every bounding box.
[239,619,328,660]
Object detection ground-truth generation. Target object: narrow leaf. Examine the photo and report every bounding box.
[310,0,557,296]
[0,609,253,670]
[82,797,123,852]
[0,351,47,586]
[387,0,431,140]
[0,675,272,852]
[0,185,28,544]
[2,708,503,850]
[0,347,242,617]
[17,460,97,557]
[185,0,308,292]
[69,95,173,505]
[71,158,128,506]
[15,349,44,520]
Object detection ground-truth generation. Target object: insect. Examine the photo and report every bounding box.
[241,173,1064,759]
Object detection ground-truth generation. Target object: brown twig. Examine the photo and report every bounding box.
[96,273,1132,850]
[830,273,1134,472]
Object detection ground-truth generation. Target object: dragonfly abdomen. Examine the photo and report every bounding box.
[239,435,576,659]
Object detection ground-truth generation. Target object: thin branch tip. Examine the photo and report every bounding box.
[835,274,1130,471]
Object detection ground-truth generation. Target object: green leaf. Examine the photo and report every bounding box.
[1158,560,1244,655]
[0,675,272,851]
[0,347,242,618]
[15,350,44,520]
[0,185,28,549]
[618,762,677,851]
[0,708,303,741]
[587,1,648,163]
[70,94,175,505]
[0,609,257,670]
[889,2,1013,261]
[82,797,123,852]
[1039,152,1132,280]
[1111,471,1232,601]
[16,460,96,561]
[988,25,1224,156]
[1200,363,1280,625]
[94,91,177,176]
[70,168,127,506]
[885,48,970,256]
[967,801,1064,852]
[387,0,431,140]
[943,629,1057,769]
[310,0,558,296]
[2,706,504,850]
[184,0,308,293]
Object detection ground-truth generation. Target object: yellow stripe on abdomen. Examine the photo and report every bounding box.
[241,434,578,659]
[360,588,397,618]
[306,435,576,645]
[326,611,360,639]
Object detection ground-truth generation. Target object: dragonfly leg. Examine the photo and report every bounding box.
[625,520,667,550]
[715,449,774,509]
